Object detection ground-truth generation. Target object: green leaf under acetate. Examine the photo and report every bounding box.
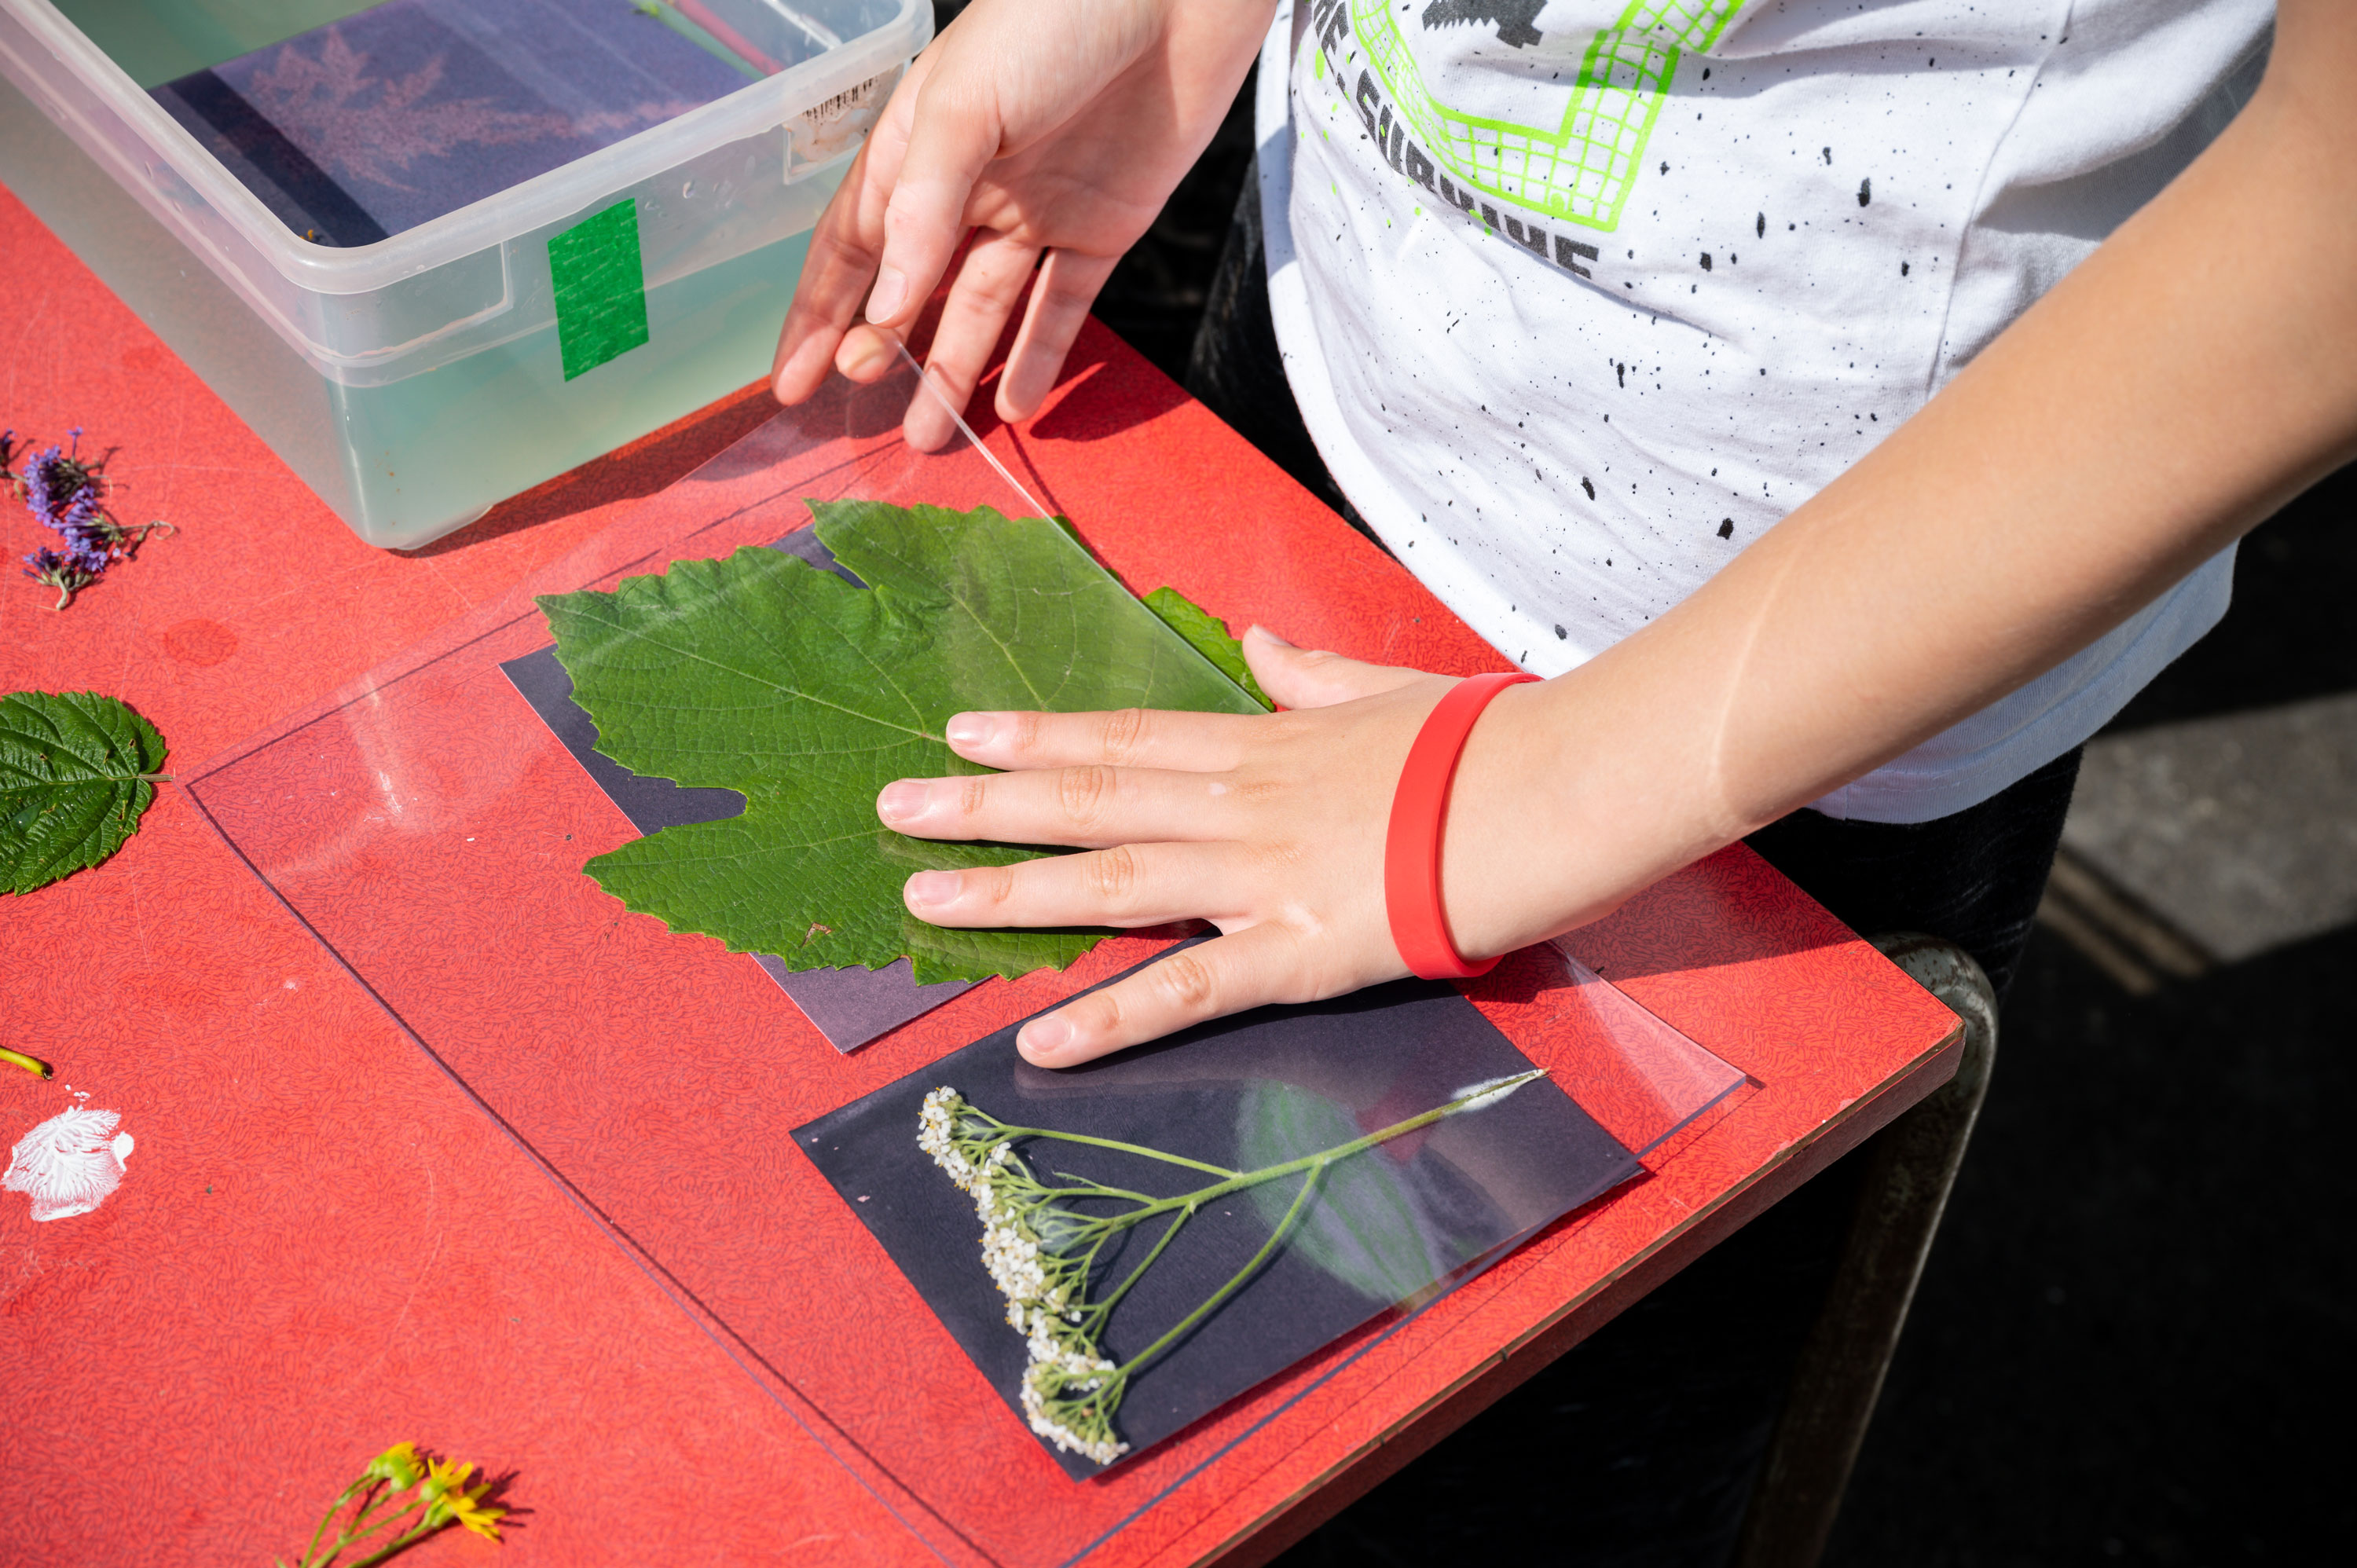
[538,501,1266,984]
[1142,587,1274,710]
[1235,1081,1463,1306]
[0,691,169,895]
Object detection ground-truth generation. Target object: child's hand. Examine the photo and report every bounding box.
[874,629,1539,1066]
[770,0,1274,450]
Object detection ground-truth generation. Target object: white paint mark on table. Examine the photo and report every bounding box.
[5,1108,136,1222]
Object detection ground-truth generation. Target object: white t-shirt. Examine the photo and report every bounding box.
[1260,0,2274,822]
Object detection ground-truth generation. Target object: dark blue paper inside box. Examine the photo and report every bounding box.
[152,0,771,244]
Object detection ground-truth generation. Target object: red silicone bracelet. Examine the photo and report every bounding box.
[1383,670,1540,980]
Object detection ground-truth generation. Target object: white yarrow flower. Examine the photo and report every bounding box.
[913,1072,1534,1469]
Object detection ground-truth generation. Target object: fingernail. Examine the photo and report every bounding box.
[878,780,930,824]
[1248,625,1296,648]
[866,266,906,323]
[944,712,995,748]
[1019,1015,1074,1055]
[838,334,892,378]
[906,870,959,907]
[998,356,1050,421]
[776,335,826,401]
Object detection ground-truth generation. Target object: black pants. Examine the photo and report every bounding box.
[1190,166,2079,1565]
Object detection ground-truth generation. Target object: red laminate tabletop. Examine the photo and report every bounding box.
[0,181,1959,1568]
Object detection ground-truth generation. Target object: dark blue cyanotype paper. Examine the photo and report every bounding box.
[153,0,768,243]
[797,946,1642,1477]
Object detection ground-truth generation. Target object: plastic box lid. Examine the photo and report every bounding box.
[0,0,926,384]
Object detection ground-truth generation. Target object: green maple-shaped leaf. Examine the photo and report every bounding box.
[0,691,170,895]
[1142,588,1273,710]
[538,501,1264,984]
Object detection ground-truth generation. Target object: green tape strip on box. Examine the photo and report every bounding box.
[549,199,651,380]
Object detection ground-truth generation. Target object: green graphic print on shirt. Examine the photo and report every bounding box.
[1348,0,1743,233]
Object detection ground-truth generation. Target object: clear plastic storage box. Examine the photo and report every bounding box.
[0,1,927,548]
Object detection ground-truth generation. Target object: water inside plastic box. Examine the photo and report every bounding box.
[0,0,924,547]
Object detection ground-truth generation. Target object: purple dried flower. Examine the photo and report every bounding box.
[17,437,104,529]
[8,426,172,609]
[23,544,107,610]
[49,487,113,548]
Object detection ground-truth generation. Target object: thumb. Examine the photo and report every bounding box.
[1242,625,1428,710]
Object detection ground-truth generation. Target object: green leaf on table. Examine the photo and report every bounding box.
[0,691,170,895]
[538,501,1266,984]
[1142,587,1273,710]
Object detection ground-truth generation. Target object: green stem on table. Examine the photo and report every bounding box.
[334,1496,427,1555]
[0,1044,51,1079]
[297,1481,366,1568]
[295,1489,430,1568]
[342,1522,439,1568]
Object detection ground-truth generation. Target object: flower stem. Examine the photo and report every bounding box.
[978,1120,1238,1180]
[1090,1200,1199,1319]
[1055,1071,1544,1378]
[1093,1068,1546,1218]
[335,1497,427,1553]
[1113,1162,1327,1379]
[1044,1174,1163,1204]
[294,1486,431,1568]
[341,1522,438,1568]
[297,1481,366,1568]
[0,1045,50,1079]
[936,1068,1547,1462]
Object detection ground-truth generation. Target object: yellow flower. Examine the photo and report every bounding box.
[445,1490,507,1543]
[363,1442,422,1490]
[417,1456,471,1503]
[420,1458,504,1543]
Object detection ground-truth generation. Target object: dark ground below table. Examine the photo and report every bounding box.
[1060,46,2353,1566]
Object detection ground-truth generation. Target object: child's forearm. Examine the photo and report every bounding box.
[1447,0,2357,957]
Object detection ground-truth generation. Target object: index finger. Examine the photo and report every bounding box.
[863,68,1008,329]
[943,705,1271,773]
[1016,925,1300,1066]
[772,123,904,404]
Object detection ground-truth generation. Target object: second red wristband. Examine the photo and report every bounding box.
[1382,670,1540,981]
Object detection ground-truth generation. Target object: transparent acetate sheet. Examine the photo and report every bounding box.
[187,372,1746,1558]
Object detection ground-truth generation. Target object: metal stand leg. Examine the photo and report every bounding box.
[1733,932,2000,1568]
